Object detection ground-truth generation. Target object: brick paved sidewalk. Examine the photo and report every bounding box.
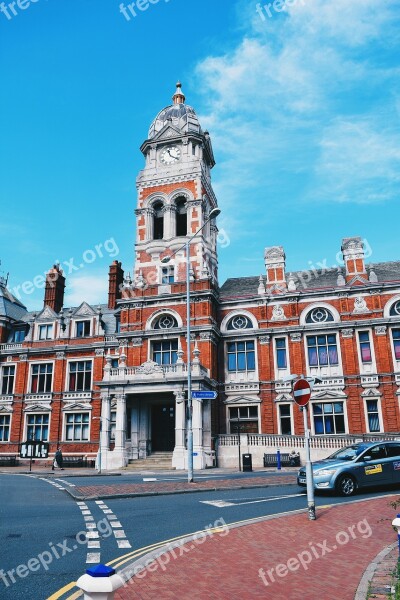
[114,496,398,600]
[69,473,297,500]
[362,544,398,599]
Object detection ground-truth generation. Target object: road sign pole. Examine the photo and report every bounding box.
[303,405,316,521]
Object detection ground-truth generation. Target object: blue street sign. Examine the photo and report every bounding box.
[191,391,218,400]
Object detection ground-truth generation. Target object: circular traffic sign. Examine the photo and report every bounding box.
[293,379,311,406]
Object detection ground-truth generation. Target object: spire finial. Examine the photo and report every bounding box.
[173,81,185,105]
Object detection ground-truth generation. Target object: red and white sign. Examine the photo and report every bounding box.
[293,379,311,407]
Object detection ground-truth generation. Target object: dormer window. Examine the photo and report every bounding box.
[38,324,53,340]
[76,320,91,338]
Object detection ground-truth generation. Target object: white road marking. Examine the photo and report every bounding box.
[84,516,95,522]
[107,515,118,520]
[200,493,305,508]
[114,530,127,539]
[86,523,96,530]
[86,552,101,564]
[86,531,99,539]
[54,478,76,487]
[102,509,113,514]
[110,521,122,528]
[117,540,132,549]
[87,540,100,549]
[143,478,157,481]
[81,510,91,515]
[95,500,103,505]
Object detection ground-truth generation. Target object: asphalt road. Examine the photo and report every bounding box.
[0,473,398,600]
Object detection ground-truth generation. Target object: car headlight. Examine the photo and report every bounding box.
[315,469,337,477]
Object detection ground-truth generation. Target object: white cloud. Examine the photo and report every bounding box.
[195,0,400,223]
[65,274,108,307]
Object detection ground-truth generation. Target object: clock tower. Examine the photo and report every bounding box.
[133,82,219,289]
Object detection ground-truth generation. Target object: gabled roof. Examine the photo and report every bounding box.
[0,283,28,321]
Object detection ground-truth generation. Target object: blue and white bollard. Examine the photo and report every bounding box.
[76,564,124,600]
[277,448,281,471]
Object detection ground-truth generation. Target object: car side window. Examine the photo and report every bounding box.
[386,444,400,458]
[369,445,387,460]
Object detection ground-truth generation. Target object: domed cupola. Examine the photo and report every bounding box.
[148,82,203,140]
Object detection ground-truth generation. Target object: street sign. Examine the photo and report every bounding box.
[293,379,311,407]
[191,391,218,400]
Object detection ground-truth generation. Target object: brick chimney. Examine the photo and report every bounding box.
[341,237,367,283]
[264,246,287,289]
[108,261,124,309]
[44,265,65,313]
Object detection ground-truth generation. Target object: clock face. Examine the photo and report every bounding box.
[160,145,181,165]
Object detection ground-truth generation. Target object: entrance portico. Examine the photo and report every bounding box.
[98,358,215,470]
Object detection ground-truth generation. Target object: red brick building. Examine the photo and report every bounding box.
[1,84,400,469]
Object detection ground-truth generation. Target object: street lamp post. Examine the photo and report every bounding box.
[162,206,221,483]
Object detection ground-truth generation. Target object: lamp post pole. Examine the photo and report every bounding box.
[162,207,221,484]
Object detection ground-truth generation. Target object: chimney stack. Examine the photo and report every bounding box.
[44,265,65,313]
[108,261,124,309]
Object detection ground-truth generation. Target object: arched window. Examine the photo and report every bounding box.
[227,315,254,330]
[154,314,178,329]
[305,307,334,324]
[175,197,187,237]
[390,300,400,317]
[153,201,164,240]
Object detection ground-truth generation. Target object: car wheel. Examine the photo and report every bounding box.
[336,474,357,496]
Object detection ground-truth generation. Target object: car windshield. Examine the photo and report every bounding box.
[327,444,370,461]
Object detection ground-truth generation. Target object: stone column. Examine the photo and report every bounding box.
[172,390,187,470]
[106,393,127,469]
[192,398,206,469]
[100,393,111,453]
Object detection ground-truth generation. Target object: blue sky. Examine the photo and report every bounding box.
[1,0,399,310]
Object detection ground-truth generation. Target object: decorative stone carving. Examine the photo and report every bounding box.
[56,351,66,359]
[337,271,346,287]
[287,275,297,291]
[353,296,369,313]
[136,360,165,375]
[271,304,286,321]
[374,326,387,336]
[290,333,302,342]
[258,275,266,296]
[341,329,354,338]
[6,356,12,362]
[132,337,143,346]
[19,354,28,361]
[369,270,378,283]
[259,336,271,345]
[95,349,104,357]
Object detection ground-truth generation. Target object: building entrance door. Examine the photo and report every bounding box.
[151,403,175,452]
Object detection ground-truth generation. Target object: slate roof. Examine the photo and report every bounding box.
[219,261,400,300]
[0,283,28,321]
[20,303,118,336]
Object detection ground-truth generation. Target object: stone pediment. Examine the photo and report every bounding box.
[347,275,369,287]
[275,393,293,402]
[72,302,96,317]
[361,388,382,398]
[0,404,13,413]
[24,403,51,412]
[62,402,92,411]
[224,395,260,405]
[37,305,58,321]
[152,124,182,142]
[311,389,347,401]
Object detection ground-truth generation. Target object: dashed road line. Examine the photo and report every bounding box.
[96,502,132,549]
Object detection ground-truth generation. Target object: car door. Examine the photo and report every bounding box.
[385,443,400,484]
[356,444,392,488]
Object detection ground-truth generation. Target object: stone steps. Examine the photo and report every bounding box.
[126,452,174,470]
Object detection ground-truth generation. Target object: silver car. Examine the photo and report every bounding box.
[297,440,400,496]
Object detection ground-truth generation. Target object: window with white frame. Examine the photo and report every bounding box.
[152,340,178,365]
[65,412,89,441]
[365,399,381,432]
[1,365,15,395]
[229,406,259,434]
[30,363,53,393]
[275,338,287,370]
[358,331,372,364]
[227,341,255,372]
[68,361,92,392]
[226,315,253,331]
[307,335,339,368]
[312,402,345,435]
[0,415,10,441]
[161,266,175,284]
[27,413,49,441]
[392,329,400,361]
[38,323,53,340]
[11,328,26,343]
[75,320,91,338]
[279,404,292,435]
[390,301,400,317]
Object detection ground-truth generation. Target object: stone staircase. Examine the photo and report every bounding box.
[126,452,174,471]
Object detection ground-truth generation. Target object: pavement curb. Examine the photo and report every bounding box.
[63,479,297,501]
[354,542,397,600]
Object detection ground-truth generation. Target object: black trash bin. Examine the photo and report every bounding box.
[242,453,252,472]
